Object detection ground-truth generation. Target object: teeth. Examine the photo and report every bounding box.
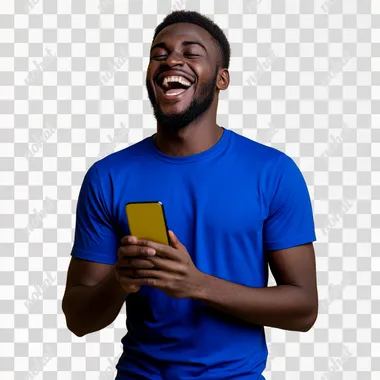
[166,90,186,96]
[162,76,192,89]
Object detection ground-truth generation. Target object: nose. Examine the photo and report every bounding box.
[165,51,184,67]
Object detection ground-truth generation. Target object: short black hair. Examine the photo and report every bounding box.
[152,10,231,69]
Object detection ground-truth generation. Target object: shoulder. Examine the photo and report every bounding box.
[231,130,292,170]
[92,136,151,175]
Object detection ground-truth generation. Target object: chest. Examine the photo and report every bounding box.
[115,165,266,247]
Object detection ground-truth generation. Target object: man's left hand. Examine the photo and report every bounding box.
[120,230,205,299]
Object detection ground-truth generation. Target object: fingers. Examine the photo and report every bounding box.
[119,268,165,279]
[131,240,178,260]
[143,255,179,272]
[168,230,182,249]
[115,257,156,270]
[114,270,141,293]
[117,244,156,259]
[120,283,141,293]
[116,255,179,273]
[119,232,185,261]
[118,275,161,288]
[120,235,174,257]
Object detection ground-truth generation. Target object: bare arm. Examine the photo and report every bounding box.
[193,243,318,332]
[62,256,128,337]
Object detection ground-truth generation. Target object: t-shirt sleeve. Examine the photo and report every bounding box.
[263,153,316,251]
[71,163,119,264]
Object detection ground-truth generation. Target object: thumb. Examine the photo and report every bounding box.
[168,230,182,249]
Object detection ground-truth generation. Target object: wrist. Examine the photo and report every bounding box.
[111,269,129,297]
[191,271,211,300]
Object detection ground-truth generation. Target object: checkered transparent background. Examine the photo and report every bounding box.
[0,0,379,379]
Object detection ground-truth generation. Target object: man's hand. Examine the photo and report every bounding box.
[114,234,157,293]
[117,230,205,299]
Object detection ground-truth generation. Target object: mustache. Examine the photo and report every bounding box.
[144,72,218,131]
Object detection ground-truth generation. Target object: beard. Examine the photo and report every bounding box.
[146,68,219,132]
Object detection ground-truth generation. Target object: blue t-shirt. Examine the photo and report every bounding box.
[71,127,316,379]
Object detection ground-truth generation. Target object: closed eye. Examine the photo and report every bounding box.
[151,53,200,60]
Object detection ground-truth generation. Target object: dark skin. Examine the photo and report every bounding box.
[118,23,318,331]
[62,22,318,338]
[146,22,229,156]
[117,232,318,332]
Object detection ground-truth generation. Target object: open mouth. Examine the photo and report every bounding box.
[155,75,195,100]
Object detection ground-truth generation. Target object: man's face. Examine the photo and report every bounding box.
[146,22,221,131]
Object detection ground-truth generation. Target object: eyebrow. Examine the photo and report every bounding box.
[150,40,207,53]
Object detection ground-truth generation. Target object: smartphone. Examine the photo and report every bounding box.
[125,201,170,245]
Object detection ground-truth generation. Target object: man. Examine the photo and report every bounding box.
[62,10,318,380]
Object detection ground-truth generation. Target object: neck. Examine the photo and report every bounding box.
[154,100,224,156]
[154,118,223,157]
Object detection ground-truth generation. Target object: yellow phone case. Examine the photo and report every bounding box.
[125,201,170,245]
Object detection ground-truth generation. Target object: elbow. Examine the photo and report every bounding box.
[62,301,87,338]
[298,303,318,332]
[65,318,88,337]
[299,315,317,332]
[64,313,88,337]
[72,329,87,338]
[293,288,319,332]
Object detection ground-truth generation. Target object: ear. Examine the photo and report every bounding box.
[216,68,230,91]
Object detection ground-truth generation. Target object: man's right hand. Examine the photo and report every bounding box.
[114,236,157,293]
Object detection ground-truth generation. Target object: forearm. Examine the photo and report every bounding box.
[193,273,317,332]
[62,271,128,337]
